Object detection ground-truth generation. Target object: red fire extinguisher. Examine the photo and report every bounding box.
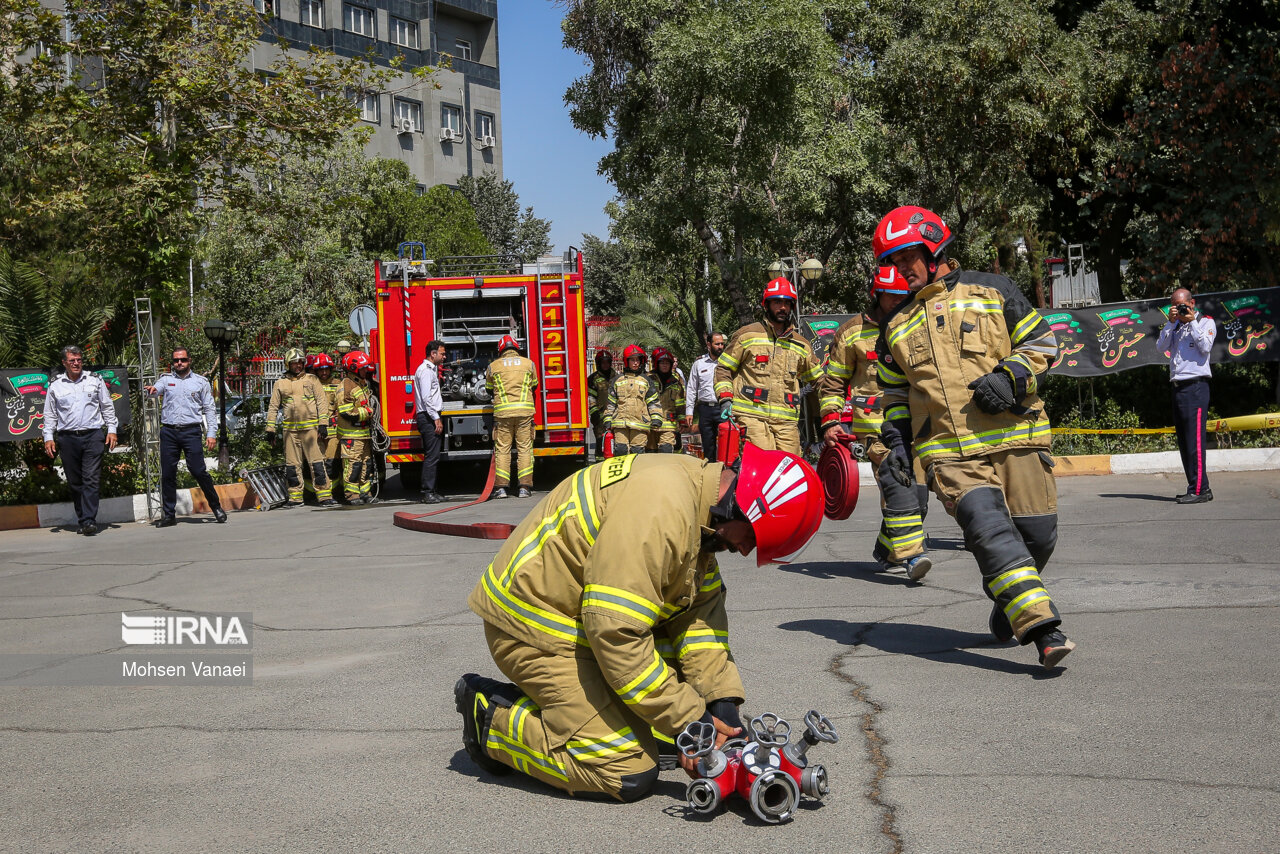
[717,418,742,465]
[602,430,615,458]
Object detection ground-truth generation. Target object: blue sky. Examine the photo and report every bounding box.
[496,2,615,254]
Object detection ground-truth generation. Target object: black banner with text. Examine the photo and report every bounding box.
[0,367,132,442]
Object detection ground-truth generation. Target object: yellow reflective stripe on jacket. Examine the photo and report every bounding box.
[282,419,319,430]
[1010,310,1045,344]
[886,311,926,348]
[699,564,723,594]
[336,425,371,438]
[481,566,588,646]
[567,726,640,760]
[572,469,600,543]
[847,411,884,432]
[732,398,803,421]
[884,403,909,421]
[949,298,1002,315]
[617,651,671,705]
[678,628,729,658]
[655,637,677,662]
[582,584,661,627]
[915,418,1052,460]
[877,359,909,387]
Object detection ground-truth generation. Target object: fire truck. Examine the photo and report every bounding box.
[372,245,590,487]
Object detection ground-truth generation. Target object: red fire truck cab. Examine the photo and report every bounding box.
[373,246,590,487]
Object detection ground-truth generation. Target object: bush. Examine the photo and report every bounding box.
[1050,399,1179,456]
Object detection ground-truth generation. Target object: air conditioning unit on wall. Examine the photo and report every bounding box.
[438,128,462,143]
[479,135,496,149]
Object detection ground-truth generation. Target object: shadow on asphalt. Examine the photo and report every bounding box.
[777,560,913,585]
[449,749,692,804]
[777,618,1062,678]
[1098,492,1177,502]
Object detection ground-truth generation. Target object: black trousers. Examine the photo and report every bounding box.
[415,412,441,494]
[57,427,105,525]
[695,402,722,461]
[161,424,220,517]
[1172,377,1211,495]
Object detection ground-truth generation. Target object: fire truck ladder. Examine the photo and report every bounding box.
[535,260,572,432]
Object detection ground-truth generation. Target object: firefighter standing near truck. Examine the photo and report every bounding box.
[586,350,615,457]
[715,277,823,455]
[335,351,377,505]
[313,353,343,497]
[456,444,826,801]
[820,267,932,580]
[873,205,1074,669]
[603,345,661,456]
[647,347,685,453]
[486,335,539,499]
[265,348,335,507]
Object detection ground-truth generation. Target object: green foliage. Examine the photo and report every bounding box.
[457,173,552,262]
[1050,399,1178,456]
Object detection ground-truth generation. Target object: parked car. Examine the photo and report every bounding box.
[224,394,271,436]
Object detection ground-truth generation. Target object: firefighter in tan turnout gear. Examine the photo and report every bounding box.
[456,444,825,801]
[265,348,334,507]
[586,350,615,457]
[873,205,1075,669]
[820,267,932,580]
[715,277,823,455]
[603,345,660,455]
[486,335,539,499]
[335,351,377,504]
[312,353,343,497]
[647,347,685,453]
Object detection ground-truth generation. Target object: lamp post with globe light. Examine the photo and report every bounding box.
[202,319,239,469]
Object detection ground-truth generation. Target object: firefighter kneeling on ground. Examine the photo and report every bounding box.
[647,347,685,453]
[335,351,377,504]
[313,353,343,498]
[456,444,825,801]
[486,334,539,499]
[266,348,334,507]
[715,277,823,455]
[603,344,660,455]
[873,204,1074,669]
[819,267,932,580]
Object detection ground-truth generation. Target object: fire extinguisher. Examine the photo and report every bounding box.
[717,418,742,465]
[602,429,614,458]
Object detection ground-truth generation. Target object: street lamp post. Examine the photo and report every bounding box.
[202,319,240,469]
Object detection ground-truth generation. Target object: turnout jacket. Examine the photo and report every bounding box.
[468,455,744,737]
[650,372,686,430]
[587,369,615,418]
[876,270,1057,463]
[603,371,660,430]
[320,378,340,429]
[485,349,539,418]
[715,321,823,422]
[818,313,883,436]
[335,377,374,439]
[266,372,330,433]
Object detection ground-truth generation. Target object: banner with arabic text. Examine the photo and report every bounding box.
[0,367,132,442]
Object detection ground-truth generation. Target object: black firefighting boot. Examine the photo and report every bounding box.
[454,674,521,775]
[1029,626,1077,670]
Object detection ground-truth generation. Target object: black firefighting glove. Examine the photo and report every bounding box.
[318,424,329,440]
[707,698,745,731]
[880,418,914,488]
[265,430,277,450]
[968,370,1017,415]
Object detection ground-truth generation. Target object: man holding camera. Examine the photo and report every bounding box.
[1156,289,1217,504]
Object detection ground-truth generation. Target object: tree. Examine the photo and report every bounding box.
[456,173,552,262]
[0,0,408,304]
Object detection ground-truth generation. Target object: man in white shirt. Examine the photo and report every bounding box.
[1156,288,1218,503]
[683,331,726,460]
[42,345,118,535]
[413,340,447,503]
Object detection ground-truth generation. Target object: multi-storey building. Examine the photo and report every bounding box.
[254,0,501,188]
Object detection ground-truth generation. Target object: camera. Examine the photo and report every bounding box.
[1177,304,1192,317]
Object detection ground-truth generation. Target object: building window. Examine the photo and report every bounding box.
[344,4,374,37]
[476,112,494,140]
[394,99,423,133]
[254,0,274,15]
[441,104,461,135]
[391,17,419,48]
[302,0,323,28]
[354,91,379,123]
[455,38,472,61]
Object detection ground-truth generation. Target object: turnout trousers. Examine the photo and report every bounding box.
[493,415,534,489]
[340,436,372,501]
[482,624,662,801]
[863,435,929,565]
[283,428,330,503]
[1172,377,1211,496]
[324,433,342,495]
[609,426,649,457]
[926,448,1061,642]
[737,414,800,456]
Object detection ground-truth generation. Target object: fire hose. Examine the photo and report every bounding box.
[817,433,862,520]
[391,453,514,540]
[367,395,391,501]
[678,710,839,824]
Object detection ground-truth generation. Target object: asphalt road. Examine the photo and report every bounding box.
[1,469,1278,853]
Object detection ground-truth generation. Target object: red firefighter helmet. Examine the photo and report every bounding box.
[595,349,613,366]
[761,276,799,305]
[497,334,520,352]
[870,266,911,297]
[872,205,953,261]
[304,354,317,370]
[312,352,335,370]
[651,346,673,367]
[342,351,371,374]
[622,344,646,364]
[732,443,824,566]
